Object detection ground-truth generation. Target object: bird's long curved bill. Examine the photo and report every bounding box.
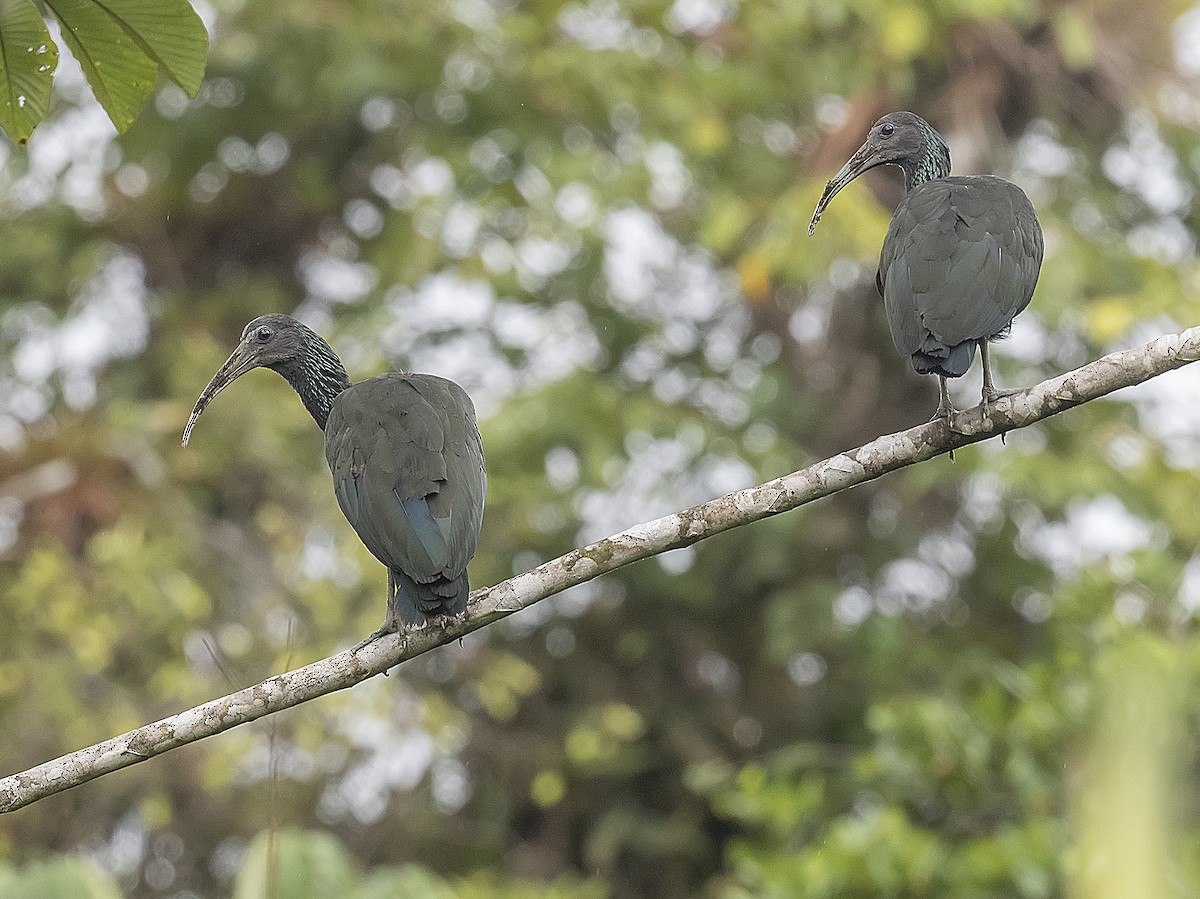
[181,345,257,446]
[808,141,883,236]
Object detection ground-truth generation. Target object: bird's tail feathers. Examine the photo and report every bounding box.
[912,336,976,378]
[391,569,470,625]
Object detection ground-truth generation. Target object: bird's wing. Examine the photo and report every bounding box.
[406,374,487,573]
[879,176,1043,354]
[325,374,485,583]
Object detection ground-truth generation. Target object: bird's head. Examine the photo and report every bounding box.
[236,313,314,369]
[809,112,951,234]
[182,314,330,445]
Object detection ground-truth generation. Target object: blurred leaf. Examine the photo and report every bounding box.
[0,857,123,899]
[1054,7,1096,70]
[233,829,359,899]
[881,3,933,62]
[1087,295,1137,343]
[352,866,455,899]
[737,253,771,304]
[1068,637,1189,899]
[531,769,567,808]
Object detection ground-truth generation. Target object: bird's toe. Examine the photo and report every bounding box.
[351,618,402,652]
[981,386,1020,405]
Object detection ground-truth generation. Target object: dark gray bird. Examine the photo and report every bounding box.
[183,314,486,640]
[810,111,1044,417]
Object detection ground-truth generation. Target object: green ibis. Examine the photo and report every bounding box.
[809,111,1044,417]
[183,314,486,641]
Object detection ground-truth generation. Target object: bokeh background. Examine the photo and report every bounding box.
[3,0,1200,896]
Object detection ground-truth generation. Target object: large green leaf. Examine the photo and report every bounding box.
[90,0,206,94]
[44,0,206,133]
[0,0,58,144]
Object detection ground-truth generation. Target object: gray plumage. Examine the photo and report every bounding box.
[326,373,485,626]
[879,174,1043,378]
[183,314,486,640]
[811,111,1044,416]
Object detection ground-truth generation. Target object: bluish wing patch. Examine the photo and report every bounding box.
[396,492,451,571]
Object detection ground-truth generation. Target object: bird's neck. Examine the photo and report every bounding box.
[903,133,952,191]
[273,336,352,431]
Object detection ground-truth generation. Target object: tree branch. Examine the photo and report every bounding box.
[3,325,1198,814]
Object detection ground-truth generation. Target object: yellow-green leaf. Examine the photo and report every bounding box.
[0,0,58,144]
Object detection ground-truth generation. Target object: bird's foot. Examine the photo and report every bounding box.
[930,402,962,428]
[981,386,1020,405]
[980,387,1020,445]
[930,402,962,462]
[350,616,401,653]
[349,628,388,654]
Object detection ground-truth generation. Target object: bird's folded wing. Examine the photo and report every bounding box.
[880,177,1042,351]
[408,375,486,574]
[326,374,484,581]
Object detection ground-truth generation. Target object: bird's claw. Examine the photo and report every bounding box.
[929,403,962,427]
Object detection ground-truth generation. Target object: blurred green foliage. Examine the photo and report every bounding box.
[2,0,1200,897]
[0,856,123,899]
[229,828,606,899]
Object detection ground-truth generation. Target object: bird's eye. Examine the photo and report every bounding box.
[880,123,895,137]
[255,326,272,342]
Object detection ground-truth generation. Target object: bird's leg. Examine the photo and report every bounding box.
[932,376,956,421]
[980,340,1019,405]
[979,339,1022,447]
[932,376,959,461]
[351,571,402,652]
[383,568,402,632]
[980,340,999,404]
